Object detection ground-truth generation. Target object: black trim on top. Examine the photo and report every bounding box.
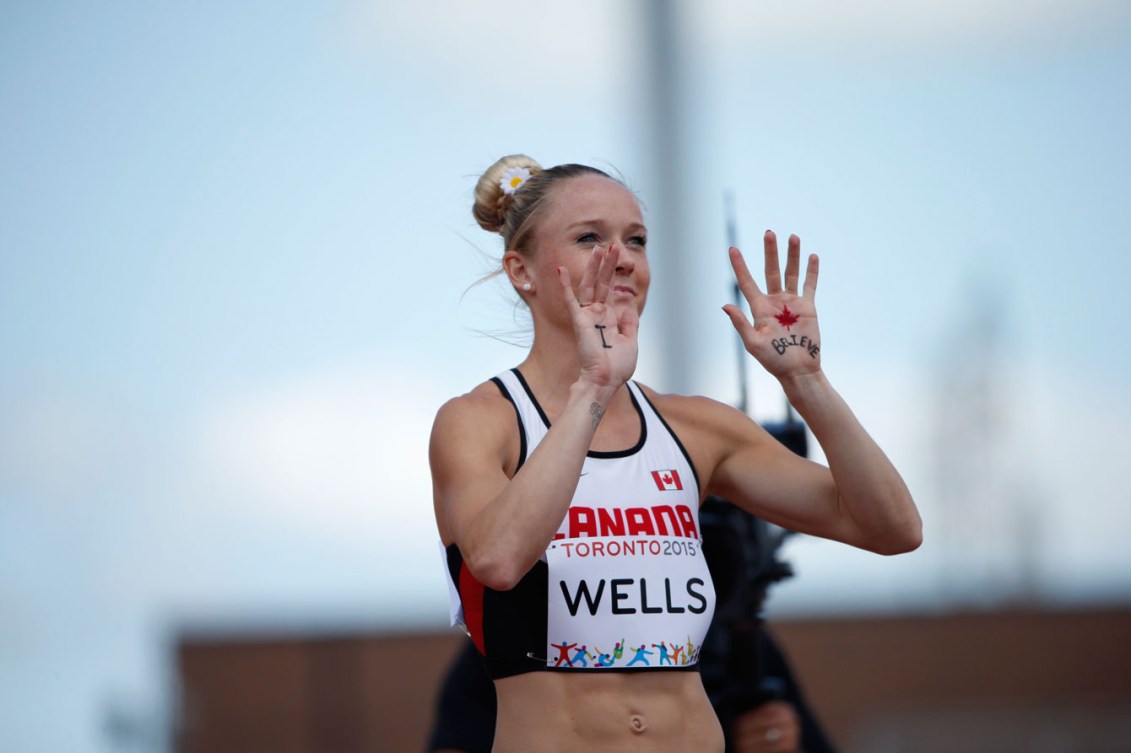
[491,376,528,472]
[509,368,551,429]
[510,368,647,459]
[633,382,703,497]
[588,386,647,458]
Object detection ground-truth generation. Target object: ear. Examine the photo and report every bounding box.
[502,250,533,292]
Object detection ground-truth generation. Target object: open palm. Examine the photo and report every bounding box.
[558,244,640,388]
[722,231,822,381]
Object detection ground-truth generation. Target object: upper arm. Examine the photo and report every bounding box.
[429,389,518,547]
[657,394,857,545]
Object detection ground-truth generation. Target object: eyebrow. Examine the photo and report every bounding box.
[565,219,648,233]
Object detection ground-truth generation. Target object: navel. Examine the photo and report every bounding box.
[629,714,647,733]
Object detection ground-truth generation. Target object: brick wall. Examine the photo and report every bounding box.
[174,606,1131,752]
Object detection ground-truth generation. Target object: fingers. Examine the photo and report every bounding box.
[763,230,781,294]
[762,231,816,299]
[593,244,618,304]
[803,252,819,301]
[575,245,604,306]
[783,234,801,294]
[729,246,763,308]
[575,245,619,307]
[557,263,575,305]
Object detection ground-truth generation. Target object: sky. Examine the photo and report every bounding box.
[1,1,1130,751]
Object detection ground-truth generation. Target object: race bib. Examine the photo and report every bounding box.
[545,533,715,670]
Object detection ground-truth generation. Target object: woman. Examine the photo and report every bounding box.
[431,155,921,753]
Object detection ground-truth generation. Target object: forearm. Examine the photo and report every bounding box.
[462,379,618,589]
[781,370,922,554]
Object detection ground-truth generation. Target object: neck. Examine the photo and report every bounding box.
[518,328,583,402]
[517,324,631,420]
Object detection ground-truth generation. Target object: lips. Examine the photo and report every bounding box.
[613,285,636,296]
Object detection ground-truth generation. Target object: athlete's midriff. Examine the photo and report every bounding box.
[492,671,724,753]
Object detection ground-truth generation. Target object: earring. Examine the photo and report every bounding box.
[522,283,532,291]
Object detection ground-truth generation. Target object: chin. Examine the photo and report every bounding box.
[610,298,643,317]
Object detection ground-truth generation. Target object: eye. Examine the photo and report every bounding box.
[577,232,599,244]
[629,235,647,248]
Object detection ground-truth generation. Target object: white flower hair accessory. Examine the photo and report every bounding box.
[499,166,532,195]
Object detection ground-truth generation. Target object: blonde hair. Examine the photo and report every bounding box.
[472,154,618,256]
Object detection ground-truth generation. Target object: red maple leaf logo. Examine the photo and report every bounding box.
[775,305,799,331]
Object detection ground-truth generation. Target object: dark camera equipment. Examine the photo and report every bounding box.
[698,416,806,727]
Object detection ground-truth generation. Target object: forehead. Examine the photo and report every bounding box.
[542,174,644,229]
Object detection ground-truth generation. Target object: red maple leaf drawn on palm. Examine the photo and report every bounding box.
[775,305,800,331]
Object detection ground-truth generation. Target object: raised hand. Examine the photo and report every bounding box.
[557,244,640,389]
[722,230,822,381]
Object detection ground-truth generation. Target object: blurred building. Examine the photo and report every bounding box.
[172,605,1131,753]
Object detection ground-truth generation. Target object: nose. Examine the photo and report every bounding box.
[613,245,635,275]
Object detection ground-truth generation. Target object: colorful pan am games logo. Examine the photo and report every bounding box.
[549,637,701,668]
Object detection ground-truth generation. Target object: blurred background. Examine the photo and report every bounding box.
[2,1,1130,751]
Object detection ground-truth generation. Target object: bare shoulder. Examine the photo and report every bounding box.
[636,384,761,442]
[635,384,776,479]
[636,384,820,514]
[432,380,515,441]
[433,380,512,425]
[430,380,520,474]
[431,380,522,543]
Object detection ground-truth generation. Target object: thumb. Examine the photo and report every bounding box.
[617,307,640,342]
[721,304,757,351]
[721,304,752,333]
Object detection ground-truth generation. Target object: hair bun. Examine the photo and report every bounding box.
[472,154,543,234]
